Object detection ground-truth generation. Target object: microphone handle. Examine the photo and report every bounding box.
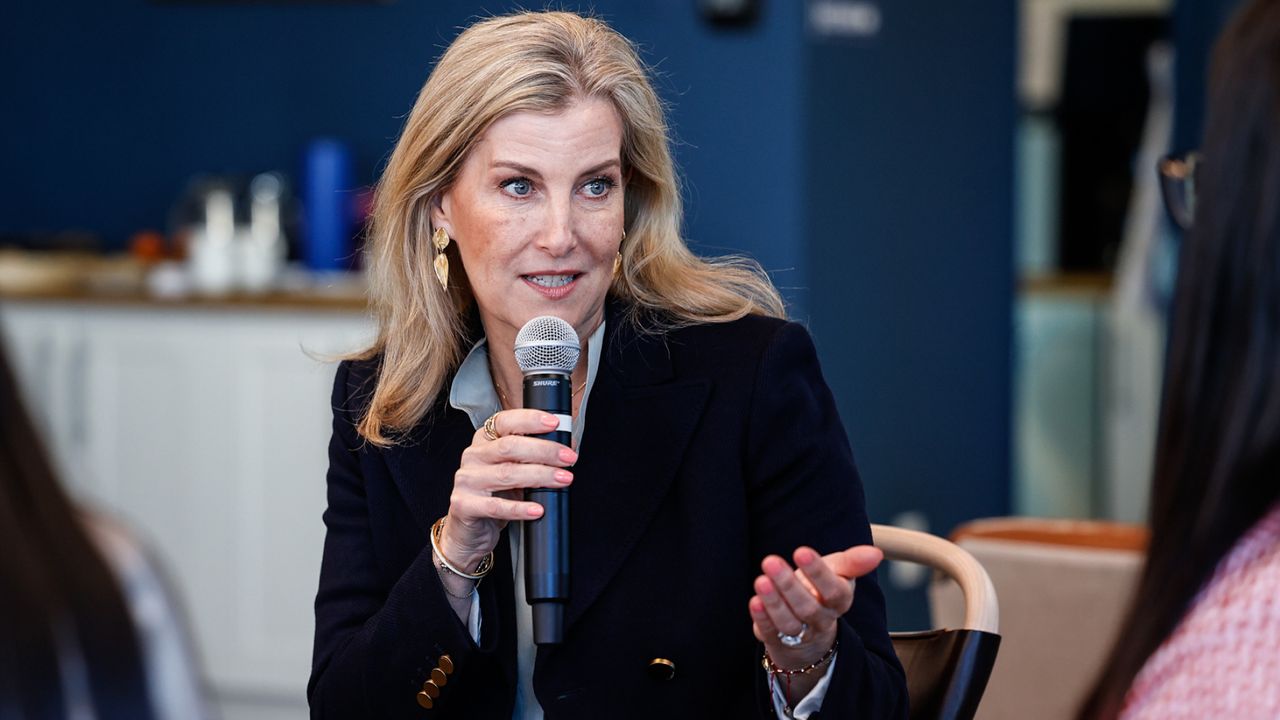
[523,371,571,644]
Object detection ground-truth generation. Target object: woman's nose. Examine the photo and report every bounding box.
[535,198,577,256]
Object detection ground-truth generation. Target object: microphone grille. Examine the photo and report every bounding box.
[514,316,580,374]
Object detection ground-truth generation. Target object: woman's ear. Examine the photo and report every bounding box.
[429,191,451,236]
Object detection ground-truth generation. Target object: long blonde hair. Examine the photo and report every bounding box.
[355,10,785,445]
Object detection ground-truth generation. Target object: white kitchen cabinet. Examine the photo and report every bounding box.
[1,299,372,719]
[1,304,89,484]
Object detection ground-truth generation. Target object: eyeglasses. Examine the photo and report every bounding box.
[1158,152,1201,231]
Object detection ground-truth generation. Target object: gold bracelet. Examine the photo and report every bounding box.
[430,517,494,581]
[762,640,839,676]
[435,558,480,600]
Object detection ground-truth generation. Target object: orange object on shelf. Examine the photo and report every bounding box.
[129,230,168,261]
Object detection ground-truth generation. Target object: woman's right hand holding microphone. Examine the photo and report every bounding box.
[434,409,577,615]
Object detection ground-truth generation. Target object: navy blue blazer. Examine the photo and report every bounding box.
[309,303,908,718]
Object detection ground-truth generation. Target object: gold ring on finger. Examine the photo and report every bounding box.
[483,413,500,442]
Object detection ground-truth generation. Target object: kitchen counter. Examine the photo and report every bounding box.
[0,284,369,313]
[0,251,369,313]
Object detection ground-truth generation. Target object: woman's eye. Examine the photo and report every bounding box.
[583,178,613,197]
[502,178,532,197]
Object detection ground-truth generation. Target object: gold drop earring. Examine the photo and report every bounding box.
[614,229,625,277]
[433,227,450,291]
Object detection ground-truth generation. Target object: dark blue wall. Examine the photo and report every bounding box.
[804,2,1015,626]
[3,0,1015,630]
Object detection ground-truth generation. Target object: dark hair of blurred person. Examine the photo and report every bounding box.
[1082,0,1280,717]
[0,342,154,719]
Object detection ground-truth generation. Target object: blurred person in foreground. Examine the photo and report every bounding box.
[1081,1,1280,717]
[307,10,906,719]
[0,337,208,719]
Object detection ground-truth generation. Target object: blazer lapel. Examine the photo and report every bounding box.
[559,312,710,632]
[384,405,476,533]
[383,310,486,533]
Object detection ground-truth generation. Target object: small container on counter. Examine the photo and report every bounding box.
[188,183,238,295]
[302,138,355,273]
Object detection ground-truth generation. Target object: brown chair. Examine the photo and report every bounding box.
[872,524,1002,720]
[928,518,1148,720]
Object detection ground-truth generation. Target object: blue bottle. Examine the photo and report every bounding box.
[302,138,354,272]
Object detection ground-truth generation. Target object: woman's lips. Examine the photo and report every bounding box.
[521,273,580,300]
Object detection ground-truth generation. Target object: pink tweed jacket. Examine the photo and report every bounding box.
[1121,502,1280,719]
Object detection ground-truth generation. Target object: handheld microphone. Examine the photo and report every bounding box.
[514,316,579,644]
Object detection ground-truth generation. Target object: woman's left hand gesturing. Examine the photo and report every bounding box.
[748,545,885,702]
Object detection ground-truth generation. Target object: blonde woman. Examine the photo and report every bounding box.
[309,11,906,719]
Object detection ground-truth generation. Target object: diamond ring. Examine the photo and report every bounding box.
[777,623,808,647]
